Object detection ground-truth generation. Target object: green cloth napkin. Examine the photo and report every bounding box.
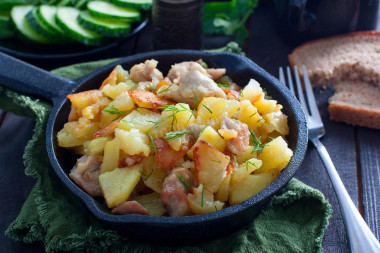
[1,58,332,253]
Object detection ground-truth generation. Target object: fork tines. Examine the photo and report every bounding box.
[279,65,323,125]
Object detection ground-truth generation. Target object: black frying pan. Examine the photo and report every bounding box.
[0,50,308,244]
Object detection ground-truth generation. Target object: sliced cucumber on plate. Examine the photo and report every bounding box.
[56,7,104,46]
[112,0,152,11]
[79,10,131,38]
[10,5,50,44]
[2,0,151,47]
[26,7,58,40]
[87,1,141,22]
[36,5,67,37]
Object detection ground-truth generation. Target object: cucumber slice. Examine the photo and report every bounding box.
[57,0,73,6]
[0,12,14,39]
[36,5,68,39]
[75,0,89,9]
[113,0,152,11]
[10,5,50,44]
[26,7,57,39]
[78,10,131,38]
[56,7,104,46]
[87,1,141,22]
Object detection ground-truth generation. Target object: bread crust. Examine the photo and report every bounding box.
[288,31,380,129]
[329,103,380,129]
[289,31,380,87]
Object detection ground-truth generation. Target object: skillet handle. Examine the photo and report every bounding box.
[0,51,77,102]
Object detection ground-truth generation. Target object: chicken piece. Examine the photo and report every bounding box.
[167,61,208,84]
[111,200,149,215]
[119,154,145,167]
[69,155,102,197]
[161,167,195,216]
[160,70,226,108]
[130,59,164,83]
[206,68,226,80]
[220,117,250,155]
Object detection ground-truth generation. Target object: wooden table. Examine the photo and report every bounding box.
[1,5,379,253]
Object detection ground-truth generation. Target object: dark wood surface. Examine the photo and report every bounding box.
[1,5,379,253]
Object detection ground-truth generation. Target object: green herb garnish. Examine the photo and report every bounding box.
[103,105,126,121]
[192,90,199,106]
[202,104,213,114]
[165,130,193,141]
[146,133,158,154]
[249,112,257,118]
[147,82,157,93]
[211,159,222,163]
[249,130,269,153]
[157,83,172,94]
[149,105,193,131]
[176,174,191,190]
[122,115,141,125]
[245,160,258,171]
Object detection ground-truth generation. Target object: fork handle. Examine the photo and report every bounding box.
[311,138,380,253]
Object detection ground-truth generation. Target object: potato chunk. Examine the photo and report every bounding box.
[132,192,166,216]
[258,136,293,173]
[141,156,167,193]
[100,138,120,174]
[118,108,160,134]
[115,128,151,156]
[187,126,226,159]
[193,140,230,193]
[231,158,262,183]
[99,165,142,208]
[187,184,224,214]
[229,171,278,205]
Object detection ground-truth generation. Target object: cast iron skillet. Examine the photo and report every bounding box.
[0,50,308,244]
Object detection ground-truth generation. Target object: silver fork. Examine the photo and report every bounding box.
[279,66,380,253]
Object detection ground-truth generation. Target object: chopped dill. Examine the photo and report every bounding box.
[257,118,263,123]
[157,83,172,94]
[176,174,191,190]
[145,169,154,181]
[149,105,194,131]
[146,133,158,154]
[249,112,258,118]
[122,115,141,125]
[249,130,270,153]
[192,90,198,106]
[165,130,193,141]
[245,160,258,171]
[147,82,157,93]
[211,159,222,163]
[199,126,208,135]
[202,104,213,114]
[103,105,126,121]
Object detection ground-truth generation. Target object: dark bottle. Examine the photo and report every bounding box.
[152,0,203,50]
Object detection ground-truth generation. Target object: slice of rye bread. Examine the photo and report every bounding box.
[288,31,380,87]
[329,81,380,129]
[288,31,380,129]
